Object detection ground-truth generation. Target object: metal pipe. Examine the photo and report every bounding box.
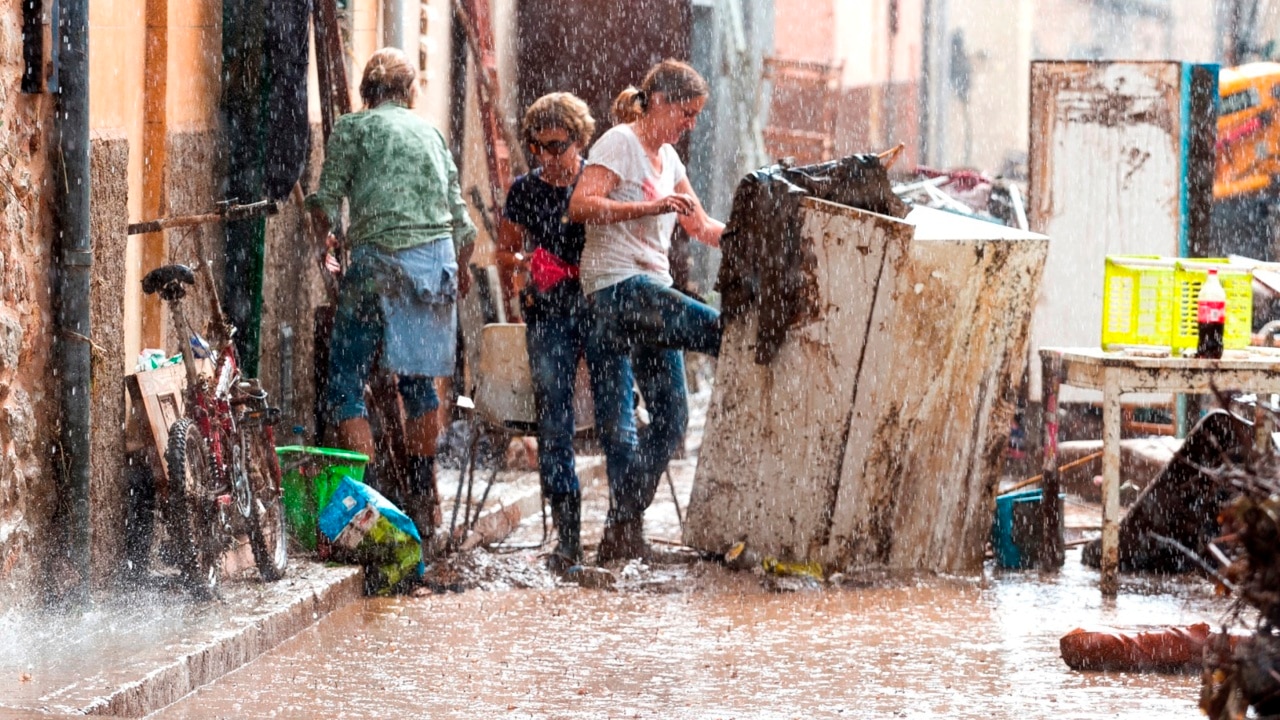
[125,200,279,235]
[54,0,92,603]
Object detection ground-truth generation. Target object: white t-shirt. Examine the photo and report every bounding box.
[579,123,687,294]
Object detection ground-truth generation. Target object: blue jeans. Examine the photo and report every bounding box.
[526,297,594,498]
[586,276,721,523]
[328,277,440,423]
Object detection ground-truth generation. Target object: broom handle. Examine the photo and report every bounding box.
[1000,450,1105,497]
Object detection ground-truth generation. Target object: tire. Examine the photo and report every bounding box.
[243,428,288,582]
[165,418,223,599]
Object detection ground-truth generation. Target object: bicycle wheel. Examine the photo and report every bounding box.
[165,417,223,599]
[242,429,288,582]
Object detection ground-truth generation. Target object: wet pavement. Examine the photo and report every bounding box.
[0,562,361,717]
[146,547,1219,719]
[2,377,1227,719]
[147,416,1222,720]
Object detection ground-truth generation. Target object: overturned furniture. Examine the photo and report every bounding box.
[685,158,1049,573]
[1081,409,1250,573]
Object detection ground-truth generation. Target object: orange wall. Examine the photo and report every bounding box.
[90,0,461,366]
[774,0,834,62]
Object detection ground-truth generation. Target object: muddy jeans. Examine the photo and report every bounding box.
[586,276,721,524]
[526,293,596,498]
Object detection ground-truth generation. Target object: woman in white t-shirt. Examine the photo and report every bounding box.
[568,59,725,563]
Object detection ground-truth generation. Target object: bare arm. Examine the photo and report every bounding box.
[568,165,693,224]
[494,217,527,304]
[673,176,724,248]
[496,217,526,261]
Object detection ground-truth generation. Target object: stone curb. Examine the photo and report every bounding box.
[83,568,363,718]
[58,480,547,718]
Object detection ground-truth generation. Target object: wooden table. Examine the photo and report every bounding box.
[1038,347,1280,596]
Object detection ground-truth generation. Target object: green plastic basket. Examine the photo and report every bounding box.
[276,445,369,551]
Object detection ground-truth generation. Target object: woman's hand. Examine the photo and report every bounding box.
[651,193,695,217]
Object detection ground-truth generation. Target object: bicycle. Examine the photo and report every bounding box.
[141,240,287,598]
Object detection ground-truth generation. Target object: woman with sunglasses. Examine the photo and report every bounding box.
[567,60,725,562]
[496,93,598,577]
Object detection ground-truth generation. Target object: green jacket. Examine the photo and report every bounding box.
[308,102,476,252]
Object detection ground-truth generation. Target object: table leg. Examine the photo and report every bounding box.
[1100,376,1121,597]
[1255,400,1271,463]
[1039,351,1064,570]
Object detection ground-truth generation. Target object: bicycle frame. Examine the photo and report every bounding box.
[143,225,288,591]
[166,237,273,520]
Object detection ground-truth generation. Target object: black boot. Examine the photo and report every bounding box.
[547,491,582,568]
[597,515,648,563]
[547,492,615,588]
[405,455,441,545]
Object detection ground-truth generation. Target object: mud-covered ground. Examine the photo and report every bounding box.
[147,368,1224,719]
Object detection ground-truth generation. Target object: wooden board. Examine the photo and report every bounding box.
[686,201,1049,573]
[125,363,187,478]
[687,200,911,561]
[1025,61,1217,402]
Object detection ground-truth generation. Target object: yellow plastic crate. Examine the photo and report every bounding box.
[1101,256,1176,349]
[1171,259,1253,352]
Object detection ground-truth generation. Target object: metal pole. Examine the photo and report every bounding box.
[54,0,92,604]
[1038,351,1064,571]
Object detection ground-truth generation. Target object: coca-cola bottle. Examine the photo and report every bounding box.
[1196,268,1226,359]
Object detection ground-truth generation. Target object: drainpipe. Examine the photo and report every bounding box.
[54,0,93,603]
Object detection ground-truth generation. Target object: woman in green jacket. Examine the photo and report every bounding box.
[307,48,476,541]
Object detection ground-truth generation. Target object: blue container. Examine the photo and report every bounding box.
[991,489,1064,569]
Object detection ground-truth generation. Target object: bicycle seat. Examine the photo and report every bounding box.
[142,264,195,301]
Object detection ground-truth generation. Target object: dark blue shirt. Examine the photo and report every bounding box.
[503,169,587,318]
[504,169,586,265]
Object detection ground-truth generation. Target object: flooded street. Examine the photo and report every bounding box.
[147,549,1218,719]
[141,381,1224,719]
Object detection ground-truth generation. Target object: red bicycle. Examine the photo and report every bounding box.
[142,246,287,598]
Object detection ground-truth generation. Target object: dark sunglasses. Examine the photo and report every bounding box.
[529,139,572,156]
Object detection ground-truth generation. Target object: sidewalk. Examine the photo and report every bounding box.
[0,467,549,719]
[0,562,361,718]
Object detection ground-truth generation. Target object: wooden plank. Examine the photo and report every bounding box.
[826,224,1049,571]
[1026,61,1202,403]
[125,363,187,478]
[685,200,910,559]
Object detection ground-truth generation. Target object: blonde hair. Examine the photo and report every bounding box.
[360,48,417,108]
[522,92,596,146]
[612,59,709,123]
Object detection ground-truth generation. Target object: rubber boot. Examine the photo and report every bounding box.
[405,455,442,550]
[547,493,615,588]
[546,492,582,572]
[596,515,648,563]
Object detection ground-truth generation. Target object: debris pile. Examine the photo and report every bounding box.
[893,166,1029,231]
[1200,446,1280,718]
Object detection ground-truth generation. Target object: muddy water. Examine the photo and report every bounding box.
[149,549,1217,719]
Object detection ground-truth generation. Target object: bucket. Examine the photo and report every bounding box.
[276,446,370,551]
[991,489,1064,569]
